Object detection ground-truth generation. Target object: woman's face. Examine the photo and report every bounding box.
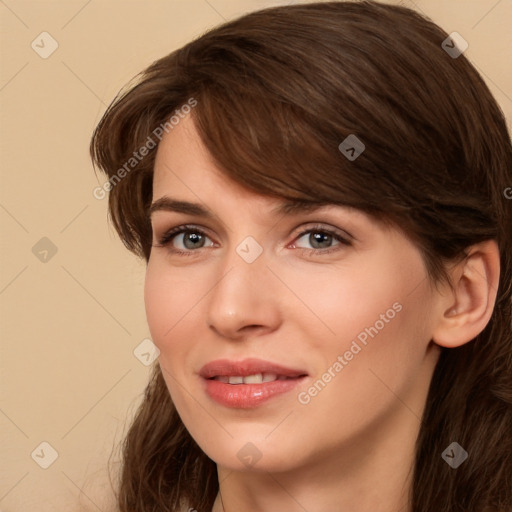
[145,114,443,473]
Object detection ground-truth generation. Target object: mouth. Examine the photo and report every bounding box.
[199,357,308,380]
[209,373,300,384]
[199,358,308,408]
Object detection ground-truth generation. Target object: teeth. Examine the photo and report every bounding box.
[214,373,281,384]
[242,373,263,384]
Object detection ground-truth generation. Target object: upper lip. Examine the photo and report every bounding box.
[199,358,308,379]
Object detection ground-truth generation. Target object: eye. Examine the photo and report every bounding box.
[153,224,215,256]
[291,224,351,255]
[152,223,352,257]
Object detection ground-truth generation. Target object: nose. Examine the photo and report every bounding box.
[206,247,282,341]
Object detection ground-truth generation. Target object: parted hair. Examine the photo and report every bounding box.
[90,1,512,510]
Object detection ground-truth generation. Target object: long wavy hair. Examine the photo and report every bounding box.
[89,1,512,511]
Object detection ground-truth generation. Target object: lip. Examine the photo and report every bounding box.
[199,358,308,409]
[199,358,307,379]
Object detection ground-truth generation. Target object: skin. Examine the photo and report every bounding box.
[145,113,500,512]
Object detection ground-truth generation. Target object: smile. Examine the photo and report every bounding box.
[199,358,308,408]
[210,373,296,384]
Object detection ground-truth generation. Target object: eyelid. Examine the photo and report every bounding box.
[152,223,214,248]
[153,221,353,257]
[153,221,352,243]
[291,224,352,246]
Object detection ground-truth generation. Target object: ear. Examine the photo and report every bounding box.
[431,239,500,348]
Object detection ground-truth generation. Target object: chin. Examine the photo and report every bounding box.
[193,431,303,474]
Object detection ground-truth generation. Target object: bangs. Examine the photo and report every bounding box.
[191,79,392,219]
[90,0,506,288]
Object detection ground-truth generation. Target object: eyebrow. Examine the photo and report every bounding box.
[148,196,334,219]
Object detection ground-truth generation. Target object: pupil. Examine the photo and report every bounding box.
[184,233,203,249]
[181,232,332,250]
[311,232,331,249]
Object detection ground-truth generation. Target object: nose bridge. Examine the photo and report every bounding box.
[206,234,280,337]
[218,231,269,289]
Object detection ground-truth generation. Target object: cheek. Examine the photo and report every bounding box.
[144,261,201,353]
[292,261,409,351]
[144,264,202,409]
[327,278,432,402]
[296,255,432,392]
[293,297,431,446]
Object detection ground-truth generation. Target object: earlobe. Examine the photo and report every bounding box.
[432,239,500,349]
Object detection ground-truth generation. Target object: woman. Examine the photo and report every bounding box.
[89,1,512,511]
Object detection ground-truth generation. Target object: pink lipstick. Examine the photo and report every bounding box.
[199,358,308,408]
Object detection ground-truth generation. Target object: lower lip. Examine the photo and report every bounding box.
[203,377,306,408]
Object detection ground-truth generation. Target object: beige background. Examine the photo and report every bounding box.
[0,1,510,511]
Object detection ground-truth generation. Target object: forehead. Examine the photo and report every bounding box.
[153,117,346,216]
[153,114,213,181]
[150,113,382,231]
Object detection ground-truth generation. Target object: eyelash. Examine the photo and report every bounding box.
[153,223,352,257]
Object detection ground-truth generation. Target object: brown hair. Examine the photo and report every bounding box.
[90,1,512,510]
